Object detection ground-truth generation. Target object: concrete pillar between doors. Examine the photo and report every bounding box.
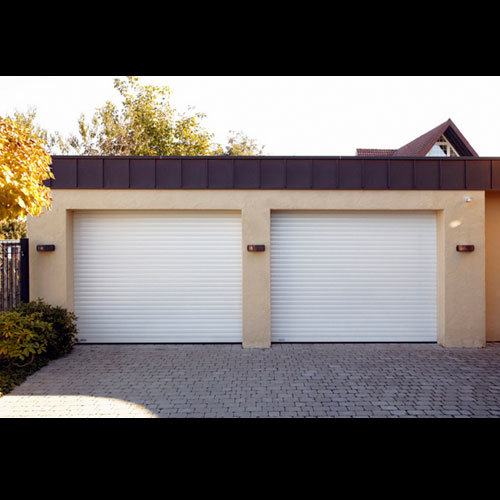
[242,206,271,348]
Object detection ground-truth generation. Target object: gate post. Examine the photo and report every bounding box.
[20,238,29,303]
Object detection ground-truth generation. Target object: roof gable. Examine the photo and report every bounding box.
[356,119,478,157]
[393,119,478,157]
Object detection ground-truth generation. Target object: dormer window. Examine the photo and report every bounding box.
[426,135,460,157]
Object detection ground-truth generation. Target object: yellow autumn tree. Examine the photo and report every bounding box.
[0,117,53,222]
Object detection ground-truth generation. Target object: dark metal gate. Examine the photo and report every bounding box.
[0,238,29,311]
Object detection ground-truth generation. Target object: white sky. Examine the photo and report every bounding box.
[0,76,499,156]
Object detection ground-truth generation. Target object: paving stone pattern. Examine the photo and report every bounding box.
[1,343,500,418]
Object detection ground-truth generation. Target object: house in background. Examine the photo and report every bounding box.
[356,118,479,158]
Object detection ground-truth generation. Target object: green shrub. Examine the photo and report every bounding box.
[0,311,52,366]
[0,356,50,395]
[14,299,78,359]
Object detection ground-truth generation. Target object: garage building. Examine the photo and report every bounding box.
[27,155,500,348]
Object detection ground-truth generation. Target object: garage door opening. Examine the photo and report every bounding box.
[271,211,437,342]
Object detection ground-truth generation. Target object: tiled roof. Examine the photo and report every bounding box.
[356,149,397,157]
[392,120,449,157]
[356,119,478,157]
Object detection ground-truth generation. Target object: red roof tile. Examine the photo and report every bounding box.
[356,148,397,157]
[356,119,478,157]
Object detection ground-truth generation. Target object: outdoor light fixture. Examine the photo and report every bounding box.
[465,197,473,203]
[247,245,265,252]
[36,245,55,252]
[456,245,475,252]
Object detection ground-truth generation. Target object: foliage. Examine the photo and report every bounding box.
[0,311,52,366]
[61,77,264,156]
[0,218,26,239]
[223,130,265,155]
[0,300,78,395]
[5,79,265,158]
[6,107,69,154]
[66,76,219,156]
[0,116,53,222]
[15,299,78,359]
[8,108,49,144]
[0,356,49,396]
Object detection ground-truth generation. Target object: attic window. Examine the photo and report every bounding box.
[427,135,460,157]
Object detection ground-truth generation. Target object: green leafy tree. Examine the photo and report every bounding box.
[64,77,264,156]
[5,79,265,158]
[66,76,219,156]
[223,130,265,155]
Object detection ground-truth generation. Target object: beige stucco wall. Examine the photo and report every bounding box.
[27,189,486,348]
[486,191,500,341]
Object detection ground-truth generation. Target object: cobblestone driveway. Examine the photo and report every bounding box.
[1,343,500,418]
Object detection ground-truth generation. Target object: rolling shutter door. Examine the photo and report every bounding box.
[74,211,242,342]
[271,211,437,342]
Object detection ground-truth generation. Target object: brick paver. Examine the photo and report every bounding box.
[1,343,500,418]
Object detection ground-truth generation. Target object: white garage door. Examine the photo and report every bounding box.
[271,211,437,342]
[74,211,242,343]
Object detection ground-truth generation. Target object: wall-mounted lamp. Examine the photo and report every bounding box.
[457,245,475,252]
[465,197,473,203]
[36,245,55,252]
[247,244,265,252]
